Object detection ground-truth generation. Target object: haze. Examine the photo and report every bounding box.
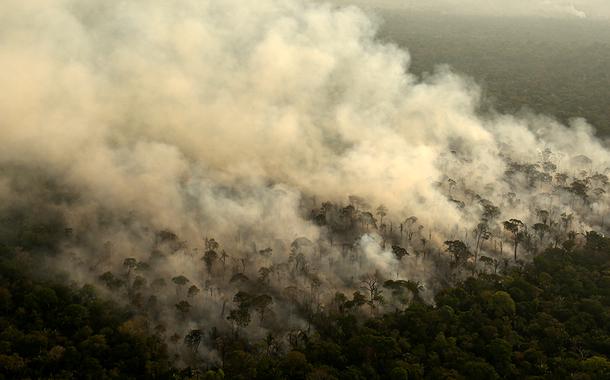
[332,0,610,19]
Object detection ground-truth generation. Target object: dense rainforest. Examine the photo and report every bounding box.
[377,12,610,135]
[2,230,610,379]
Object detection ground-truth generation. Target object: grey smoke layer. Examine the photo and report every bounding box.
[331,0,610,19]
[1,0,609,363]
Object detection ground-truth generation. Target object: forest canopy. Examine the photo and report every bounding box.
[2,229,610,378]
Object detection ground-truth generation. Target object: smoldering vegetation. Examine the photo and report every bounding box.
[1,0,610,368]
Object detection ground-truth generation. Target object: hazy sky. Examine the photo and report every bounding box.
[330,0,610,20]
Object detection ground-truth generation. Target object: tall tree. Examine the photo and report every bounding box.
[376,205,388,226]
[474,222,491,264]
[253,294,273,324]
[360,274,384,315]
[172,275,190,296]
[444,240,471,264]
[503,219,525,262]
[203,249,218,274]
[184,329,203,353]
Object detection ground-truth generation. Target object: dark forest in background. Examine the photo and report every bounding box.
[378,12,610,136]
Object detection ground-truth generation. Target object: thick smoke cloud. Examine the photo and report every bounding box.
[1,0,609,363]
